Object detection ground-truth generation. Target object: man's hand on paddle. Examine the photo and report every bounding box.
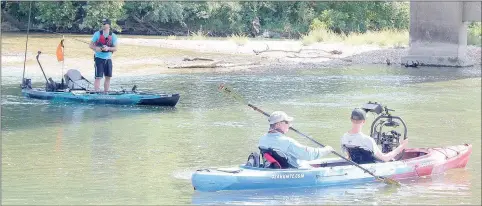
[324,145,334,153]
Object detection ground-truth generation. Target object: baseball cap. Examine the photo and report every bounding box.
[268,111,294,124]
[102,18,111,25]
[351,108,366,120]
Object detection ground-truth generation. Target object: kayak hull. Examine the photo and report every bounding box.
[22,88,180,106]
[192,144,472,192]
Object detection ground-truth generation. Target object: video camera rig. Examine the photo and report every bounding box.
[361,101,407,153]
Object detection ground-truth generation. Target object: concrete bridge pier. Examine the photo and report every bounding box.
[402,2,481,67]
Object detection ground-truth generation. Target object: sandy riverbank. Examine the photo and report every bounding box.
[2,36,481,83]
[120,37,481,72]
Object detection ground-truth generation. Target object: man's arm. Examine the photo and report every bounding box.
[106,34,118,52]
[341,145,351,159]
[287,138,333,161]
[89,42,101,52]
[373,138,408,162]
[90,32,102,52]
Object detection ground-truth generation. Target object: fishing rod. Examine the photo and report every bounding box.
[28,28,92,45]
[60,38,65,86]
[16,27,92,45]
[21,1,32,88]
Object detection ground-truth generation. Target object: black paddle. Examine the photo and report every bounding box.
[218,83,401,187]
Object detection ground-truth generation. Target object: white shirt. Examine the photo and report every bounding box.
[340,132,382,156]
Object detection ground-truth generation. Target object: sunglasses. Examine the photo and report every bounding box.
[281,120,292,125]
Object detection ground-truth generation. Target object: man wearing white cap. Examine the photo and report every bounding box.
[258,111,334,168]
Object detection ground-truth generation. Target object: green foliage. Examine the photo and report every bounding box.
[3,1,38,24]
[197,2,244,34]
[79,1,125,32]
[313,2,409,34]
[468,22,481,46]
[3,1,411,38]
[35,1,78,30]
[123,1,184,23]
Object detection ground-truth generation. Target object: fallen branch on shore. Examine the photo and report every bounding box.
[168,60,261,69]
[168,61,221,69]
[253,44,343,55]
[287,54,352,62]
[182,57,215,61]
[302,49,343,55]
[253,44,302,55]
[218,61,262,67]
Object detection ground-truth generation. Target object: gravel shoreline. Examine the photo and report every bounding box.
[120,38,481,71]
[3,37,480,82]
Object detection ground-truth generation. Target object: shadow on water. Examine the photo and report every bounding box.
[191,169,473,205]
[191,183,395,205]
[295,64,480,85]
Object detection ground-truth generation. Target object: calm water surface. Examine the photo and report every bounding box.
[2,64,481,205]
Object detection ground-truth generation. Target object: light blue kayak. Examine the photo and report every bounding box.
[192,144,472,192]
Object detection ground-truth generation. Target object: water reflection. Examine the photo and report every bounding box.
[191,169,472,205]
[1,89,179,131]
[91,108,118,200]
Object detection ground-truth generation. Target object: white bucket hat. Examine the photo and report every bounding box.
[268,111,294,124]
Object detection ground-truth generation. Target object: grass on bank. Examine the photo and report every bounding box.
[301,27,409,47]
[301,27,343,46]
[468,22,481,46]
[189,30,208,40]
[229,33,249,46]
[302,22,481,47]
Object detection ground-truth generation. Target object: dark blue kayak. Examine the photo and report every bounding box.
[22,88,180,106]
[21,51,180,107]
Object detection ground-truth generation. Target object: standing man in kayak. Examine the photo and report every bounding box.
[89,18,118,92]
[341,108,408,164]
[259,111,334,168]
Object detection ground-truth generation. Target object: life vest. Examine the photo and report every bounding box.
[343,145,377,164]
[96,30,113,52]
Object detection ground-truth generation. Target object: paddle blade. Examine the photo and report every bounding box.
[218,83,247,104]
[384,178,401,186]
[56,40,64,62]
[218,83,225,91]
[378,176,401,187]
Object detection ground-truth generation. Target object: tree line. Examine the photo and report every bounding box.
[2,1,409,37]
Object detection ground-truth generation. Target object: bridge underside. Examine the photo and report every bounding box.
[402,2,481,67]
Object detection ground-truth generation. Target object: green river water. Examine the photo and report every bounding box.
[1,41,481,205]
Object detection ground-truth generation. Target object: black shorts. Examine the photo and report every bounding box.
[94,57,113,78]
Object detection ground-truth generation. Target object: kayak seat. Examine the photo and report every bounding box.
[64,69,90,90]
[343,145,377,164]
[263,152,282,169]
[259,147,295,169]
